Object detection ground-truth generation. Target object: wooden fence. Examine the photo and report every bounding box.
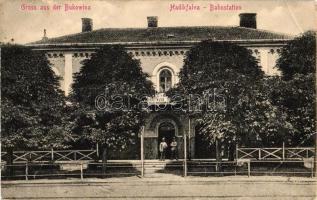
[1,146,315,163]
[236,147,315,160]
[1,150,97,163]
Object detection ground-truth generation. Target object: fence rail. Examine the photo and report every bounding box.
[1,150,97,163]
[1,147,315,163]
[1,161,142,180]
[237,147,315,160]
[1,160,315,181]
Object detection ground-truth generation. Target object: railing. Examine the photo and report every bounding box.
[1,161,142,180]
[2,147,315,163]
[1,160,315,181]
[1,150,98,163]
[186,160,315,178]
[237,147,315,160]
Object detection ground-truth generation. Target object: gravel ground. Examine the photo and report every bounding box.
[1,175,316,200]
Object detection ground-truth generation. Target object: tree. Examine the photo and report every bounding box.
[236,76,294,147]
[170,41,262,165]
[1,45,71,171]
[170,41,293,165]
[276,31,315,80]
[275,31,316,146]
[71,45,153,167]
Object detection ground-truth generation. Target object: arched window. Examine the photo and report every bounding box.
[159,69,172,92]
[152,62,179,92]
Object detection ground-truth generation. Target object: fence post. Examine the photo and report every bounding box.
[51,148,54,161]
[25,162,28,180]
[234,165,237,176]
[96,143,99,159]
[247,161,251,177]
[80,163,84,180]
[184,132,187,177]
[306,149,309,159]
[282,142,285,161]
[311,159,314,178]
[235,144,238,161]
[258,149,261,160]
[215,139,219,172]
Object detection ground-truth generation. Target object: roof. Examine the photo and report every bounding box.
[30,26,292,45]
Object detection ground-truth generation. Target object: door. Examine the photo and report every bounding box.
[158,122,175,159]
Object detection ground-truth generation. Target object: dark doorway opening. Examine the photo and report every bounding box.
[158,122,175,159]
[194,125,215,159]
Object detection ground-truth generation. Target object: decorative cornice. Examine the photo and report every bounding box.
[27,38,291,50]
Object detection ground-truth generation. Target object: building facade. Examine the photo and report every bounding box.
[28,13,292,159]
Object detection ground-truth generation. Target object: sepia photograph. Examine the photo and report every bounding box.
[0,0,316,199]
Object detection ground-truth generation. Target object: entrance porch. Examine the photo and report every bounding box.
[143,112,195,159]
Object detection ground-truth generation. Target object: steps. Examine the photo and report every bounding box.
[89,160,222,177]
[87,160,184,176]
[144,160,183,176]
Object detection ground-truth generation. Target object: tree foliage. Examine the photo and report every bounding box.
[1,45,71,150]
[179,41,263,95]
[71,45,154,153]
[274,31,316,146]
[172,41,294,147]
[276,31,315,80]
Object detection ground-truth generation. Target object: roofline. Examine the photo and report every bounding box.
[27,39,291,49]
[27,25,293,45]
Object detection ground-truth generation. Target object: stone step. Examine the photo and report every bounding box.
[143,161,183,174]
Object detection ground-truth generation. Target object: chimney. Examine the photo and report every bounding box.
[239,13,257,29]
[81,18,93,32]
[147,16,158,28]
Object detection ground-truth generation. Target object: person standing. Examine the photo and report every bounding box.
[170,137,178,160]
[159,137,168,161]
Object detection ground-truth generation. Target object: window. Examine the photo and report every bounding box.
[159,69,172,92]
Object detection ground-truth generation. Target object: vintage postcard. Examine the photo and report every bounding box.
[0,0,316,199]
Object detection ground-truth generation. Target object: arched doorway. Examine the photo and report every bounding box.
[158,122,176,159]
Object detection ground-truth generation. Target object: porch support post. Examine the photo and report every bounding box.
[141,126,144,177]
[188,118,191,160]
[184,133,187,176]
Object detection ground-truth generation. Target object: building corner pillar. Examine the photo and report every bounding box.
[64,53,73,96]
[259,49,268,74]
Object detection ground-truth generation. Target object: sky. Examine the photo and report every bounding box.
[0,0,315,44]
